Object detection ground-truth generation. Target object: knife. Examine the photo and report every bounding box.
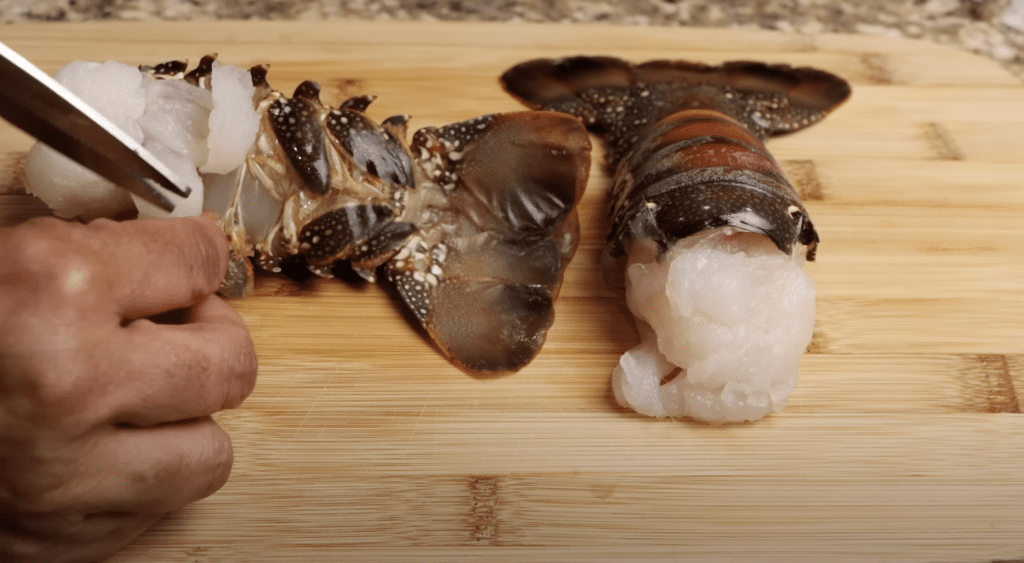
[0,41,192,212]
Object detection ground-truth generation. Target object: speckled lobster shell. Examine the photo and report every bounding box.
[147,56,592,375]
[501,55,851,264]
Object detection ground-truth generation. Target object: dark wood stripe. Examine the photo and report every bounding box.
[466,475,501,545]
[860,54,893,85]
[0,151,26,195]
[962,354,1021,414]
[922,122,965,161]
[780,159,825,201]
[805,329,829,354]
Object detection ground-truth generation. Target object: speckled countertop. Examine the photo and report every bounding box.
[2,0,1024,81]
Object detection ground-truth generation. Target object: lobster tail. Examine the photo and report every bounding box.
[501,55,850,262]
[502,55,849,423]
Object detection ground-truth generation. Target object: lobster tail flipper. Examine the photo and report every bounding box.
[387,111,591,374]
[501,55,851,144]
[499,56,634,125]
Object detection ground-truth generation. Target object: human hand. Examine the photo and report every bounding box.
[0,216,258,563]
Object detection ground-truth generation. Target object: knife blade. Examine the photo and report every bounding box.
[0,41,193,213]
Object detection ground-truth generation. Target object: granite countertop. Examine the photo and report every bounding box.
[2,0,1023,81]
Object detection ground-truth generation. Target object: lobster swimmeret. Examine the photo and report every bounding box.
[23,56,592,375]
[501,56,851,423]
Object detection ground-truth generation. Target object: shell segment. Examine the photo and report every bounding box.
[141,59,189,79]
[298,204,396,266]
[268,80,331,195]
[349,220,418,278]
[183,54,217,87]
[325,107,414,187]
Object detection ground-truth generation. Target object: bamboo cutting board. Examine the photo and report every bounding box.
[2,20,1023,562]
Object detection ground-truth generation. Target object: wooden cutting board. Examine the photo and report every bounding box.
[2,20,1023,562]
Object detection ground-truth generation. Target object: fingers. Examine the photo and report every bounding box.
[106,294,258,427]
[2,215,229,319]
[112,417,235,513]
[1,510,160,563]
[86,215,230,318]
[64,417,235,515]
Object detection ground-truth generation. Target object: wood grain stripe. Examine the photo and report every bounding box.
[780,159,824,201]
[466,476,501,545]
[0,194,53,227]
[961,354,1021,414]
[922,122,965,161]
[0,151,26,195]
[860,54,894,85]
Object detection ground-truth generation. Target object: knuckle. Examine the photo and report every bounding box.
[178,217,229,290]
[0,334,95,425]
[2,218,102,301]
[31,367,88,412]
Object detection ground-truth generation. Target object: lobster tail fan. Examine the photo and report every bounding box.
[502,56,851,140]
[390,111,591,375]
[777,65,852,116]
[634,59,851,136]
[720,61,850,115]
[453,111,590,239]
[500,56,635,127]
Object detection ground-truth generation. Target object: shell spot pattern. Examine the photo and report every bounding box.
[268,80,331,195]
[45,56,594,376]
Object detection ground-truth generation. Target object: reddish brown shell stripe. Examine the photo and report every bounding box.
[606,106,817,258]
[500,55,851,261]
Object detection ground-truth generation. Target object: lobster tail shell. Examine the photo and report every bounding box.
[501,55,851,141]
[268,80,331,195]
[501,55,850,262]
[631,60,851,120]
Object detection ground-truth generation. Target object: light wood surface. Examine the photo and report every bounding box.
[2,20,1023,562]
